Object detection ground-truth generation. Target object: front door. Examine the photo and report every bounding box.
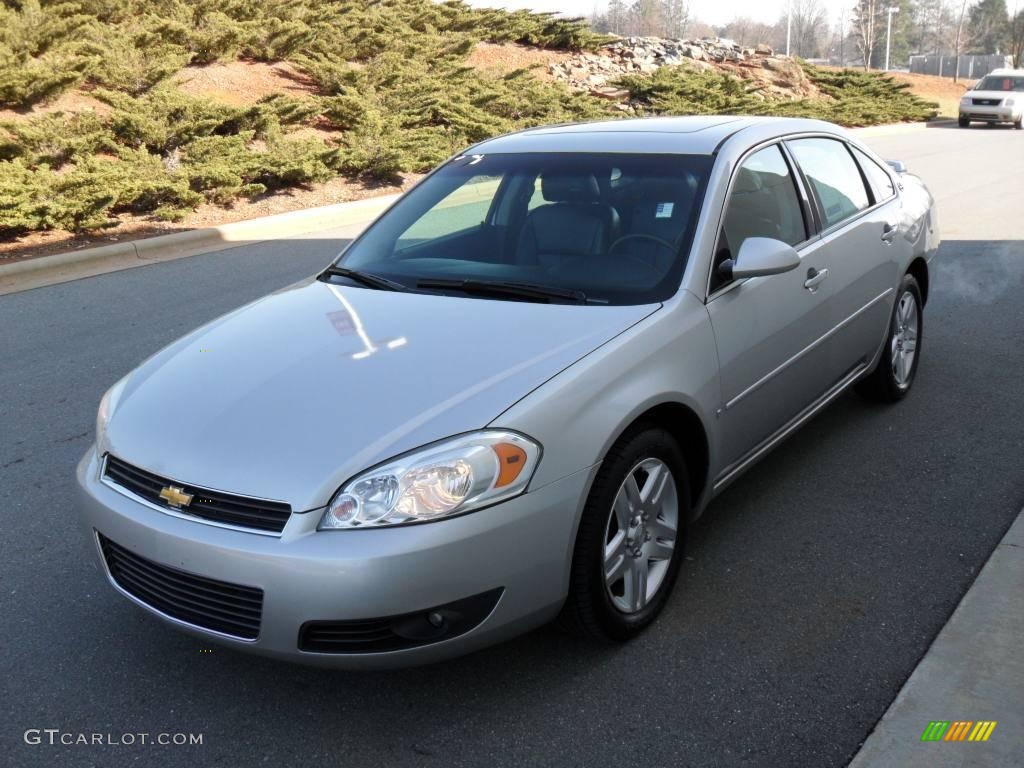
[706,143,837,478]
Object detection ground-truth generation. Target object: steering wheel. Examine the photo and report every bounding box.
[608,233,677,255]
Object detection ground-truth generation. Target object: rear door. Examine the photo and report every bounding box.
[785,138,902,381]
[706,143,836,476]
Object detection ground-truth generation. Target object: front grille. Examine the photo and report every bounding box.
[972,98,1002,106]
[104,456,291,534]
[99,533,263,639]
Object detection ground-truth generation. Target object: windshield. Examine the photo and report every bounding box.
[336,152,712,305]
[974,75,1024,92]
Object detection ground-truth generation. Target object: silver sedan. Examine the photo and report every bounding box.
[77,116,939,668]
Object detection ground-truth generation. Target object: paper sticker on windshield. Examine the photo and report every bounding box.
[655,202,674,218]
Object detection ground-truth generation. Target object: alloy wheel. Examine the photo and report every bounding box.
[891,290,919,388]
[603,458,679,614]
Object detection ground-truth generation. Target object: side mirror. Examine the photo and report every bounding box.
[718,237,800,281]
[885,159,907,174]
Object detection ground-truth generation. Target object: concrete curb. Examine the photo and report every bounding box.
[848,507,1024,767]
[850,118,954,137]
[0,192,399,296]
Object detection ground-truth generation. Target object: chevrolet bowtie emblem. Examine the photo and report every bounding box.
[159,485,193,508]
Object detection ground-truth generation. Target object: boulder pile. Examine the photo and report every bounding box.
[548,37,820,104]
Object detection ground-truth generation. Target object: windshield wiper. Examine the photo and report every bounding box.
[319,265,408,292]
[416,278,588,304]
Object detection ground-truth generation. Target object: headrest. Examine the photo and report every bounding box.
[733,168,763,194]
[541,172,601,203]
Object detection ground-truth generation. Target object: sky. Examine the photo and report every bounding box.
[464,0,850,28]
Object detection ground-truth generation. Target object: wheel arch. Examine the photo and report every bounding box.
[612,400,711,519]
[907,257,929,305]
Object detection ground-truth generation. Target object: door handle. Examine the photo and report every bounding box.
[804,267,829,292]
[881,222,898,242]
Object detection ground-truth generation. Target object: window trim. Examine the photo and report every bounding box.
[704,132,903,303]
[784,136,874,234]
[848,144,897,207]
[705,138,817,302]
[787,138,901,241]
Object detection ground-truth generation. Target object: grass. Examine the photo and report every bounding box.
[0,1,937,239]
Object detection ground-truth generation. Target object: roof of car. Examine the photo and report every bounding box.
[471,116,845,156]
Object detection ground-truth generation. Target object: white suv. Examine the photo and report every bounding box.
[959,69,1024,129]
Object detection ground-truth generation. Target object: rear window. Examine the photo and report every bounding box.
[787,138,870,229]
[851,146,895,203]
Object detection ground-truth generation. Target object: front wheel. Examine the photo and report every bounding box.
[1014,115,1023,130]
[856,273,923,402]
[559,426,689,642]
[958,116,970,128]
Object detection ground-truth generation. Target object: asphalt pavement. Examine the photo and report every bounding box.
[2,124,1023,768]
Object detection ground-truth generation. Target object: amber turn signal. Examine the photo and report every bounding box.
[492,443,528,488]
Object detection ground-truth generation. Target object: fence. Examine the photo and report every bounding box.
[909,54,1013,80]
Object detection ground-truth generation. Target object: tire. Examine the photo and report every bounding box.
[856,273,923,402]
[559,425,689,642]
[958,116,970,128]
[1014,115,1023,130]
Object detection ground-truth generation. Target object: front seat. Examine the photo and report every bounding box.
[722,167,782,255]
[516,172,620,268]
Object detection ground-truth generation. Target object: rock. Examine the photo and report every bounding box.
[591,87,630,100]
[761,57,790,72]
[546,35,818,104]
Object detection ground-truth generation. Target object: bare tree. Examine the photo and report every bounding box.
[662,0,691,38]
[627,0,665,36]
[953,0,969,80]
[722,16,761,45]
[607,0,628,33]
[853,0,882,68]
[1012,3,1024,65]
[790,0,830,57]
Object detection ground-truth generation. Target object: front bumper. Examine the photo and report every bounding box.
[960,105,1018,122]
[76,448,595,668]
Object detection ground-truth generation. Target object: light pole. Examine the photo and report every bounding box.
[786,0,792,57]
[884,6,900,71]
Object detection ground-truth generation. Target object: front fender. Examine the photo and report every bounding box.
[490,290,721,516]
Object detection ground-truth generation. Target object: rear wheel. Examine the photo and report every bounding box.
[560,426,689,642]
[958,116,970,128]
[856,273,923,402]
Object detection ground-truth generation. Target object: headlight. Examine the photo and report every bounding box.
[319,431,541,530]
[1005,98,1015,106]
[960,96,971,104]
[95,378,127,455]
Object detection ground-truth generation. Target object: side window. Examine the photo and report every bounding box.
[397,175,499,248]
[850,146,895,203]
[787,138,870,229]
[716,145,806,284]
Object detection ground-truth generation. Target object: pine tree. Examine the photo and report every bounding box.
[967,0,1010,53]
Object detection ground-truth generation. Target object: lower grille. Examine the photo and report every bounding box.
[104,455,291,534]
[299,588,503,654]
[99,533,263,640]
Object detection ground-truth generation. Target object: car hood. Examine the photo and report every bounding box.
[104,279,658,511]
[965,90,1016,100]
